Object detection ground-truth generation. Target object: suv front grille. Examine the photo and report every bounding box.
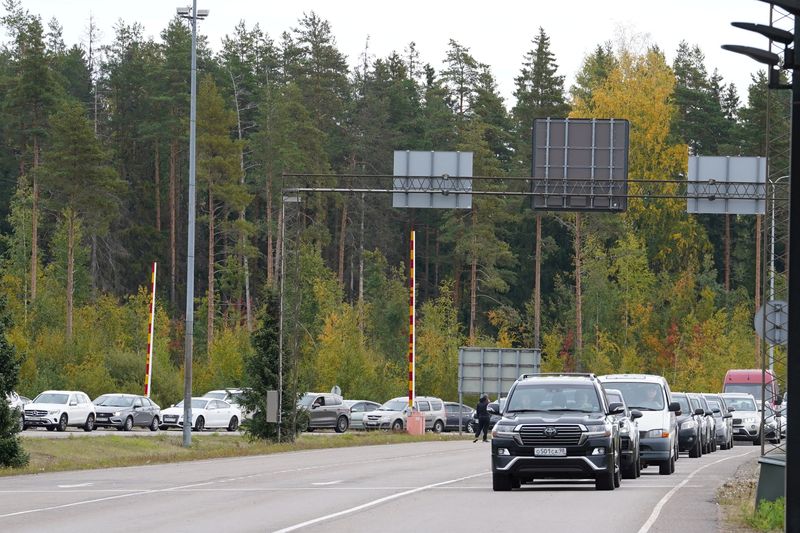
[25,409,47,417]
[518,424,582,446]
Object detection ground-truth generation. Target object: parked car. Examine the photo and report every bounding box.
[93,394,161,431]
[605,388,642,478]
[297,392,351,433]
[6,392,28,431]
[471,397,506,431]
[443,402,474,432]
[688,393,716,453]
[672,392,703,458]
[343,400,381,430]
[757,401,782,444]
[723,369,780,407]
[362,396,447,432]
[704,393,734,450]
[722,392,761,443]
[490,373,623,491]
[598,374,680,475]
[23,390,96,432]
[203,388,252,420]
[160,397,241,431]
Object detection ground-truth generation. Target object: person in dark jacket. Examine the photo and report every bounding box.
[474,394,490,443]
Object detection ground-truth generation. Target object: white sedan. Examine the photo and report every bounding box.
[160,397,242,431]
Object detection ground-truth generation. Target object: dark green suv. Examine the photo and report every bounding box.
[490,373,623,491]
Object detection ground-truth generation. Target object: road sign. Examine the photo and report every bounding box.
[458,347,541,396]
[754,300,788,346]
[687,156,766,215]
[392,151,473,209]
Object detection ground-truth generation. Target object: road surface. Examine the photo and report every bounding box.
[0,440,759,533]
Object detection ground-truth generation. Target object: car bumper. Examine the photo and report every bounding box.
[363,421,393,430]
[23,417,58,428]
[94,416,125,428]
[639,436,672,462]
[733,426,758,440]
[491,436,613,479]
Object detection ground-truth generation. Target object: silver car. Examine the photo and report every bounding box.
[362,396,447,432]
[93,394,161,431]
[343,400,381,430]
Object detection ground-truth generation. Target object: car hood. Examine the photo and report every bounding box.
[94,406,133,415]
[499,412,608,425]
[630,410,671,432]
[24,402,70,411]
[162,406,192,416]
[733,410,759,419]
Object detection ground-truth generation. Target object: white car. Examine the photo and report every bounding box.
[160,397,242,431]
[362,396,447,432]
[202,388,252,420]
[23,390,96,432]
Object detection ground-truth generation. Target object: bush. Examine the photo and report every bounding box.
[747,497,784,532]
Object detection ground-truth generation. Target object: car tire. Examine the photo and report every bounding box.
[492,472,512,491]
[659,456,674,476]
[123,416,134,431]
[466,421,474,433]
[613,449,621,488]
[194,416,205,431]
[752,435,761,446]
[595,468,615,491]
[227,417,239,432]
[432,420,444,433]
[334,416,349,434]
[56,414,68,432]
[689,438,702,458]
[391,419,403,432]
[635,452,642,478]
[18,415,25,432]
[149,417,159,432]
[83,414,95,432]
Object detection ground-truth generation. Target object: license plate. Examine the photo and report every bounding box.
[534,447,567,457]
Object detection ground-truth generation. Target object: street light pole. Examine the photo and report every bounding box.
[178,1,208,449]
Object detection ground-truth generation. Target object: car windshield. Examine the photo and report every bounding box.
[94,395,134,407]
[707,400,721,413]
[506,384,601,413]
[298,394,316,407]
[174,399,209,409]
[723,384,763,399]
[726,397,756,412]
[673,395,690,414]
[379,400,408,411]
[203,392,227,400]
[33,393,69,404]
[604,382,665,411]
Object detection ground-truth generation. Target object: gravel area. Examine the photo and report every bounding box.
[717,458,760,533]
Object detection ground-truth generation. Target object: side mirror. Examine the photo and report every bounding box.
[728,407,736,413]
[712,408,721,414]
[608,402,624,415]
[668,402,681,413]
[312,404,320,409]
[630,409,643,420]
[724,413,732,419]
[487,402,500,414]
[705,410,713,417]
[694,408,705,416]
[775,396,783,406]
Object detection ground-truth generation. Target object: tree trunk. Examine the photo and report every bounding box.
[266,173,274,285]
[755,214,762,367]
[155,143,161,232]
[534,214,542,350]
[574,213,583,369]
[208,188,215,352]
[338,198,347,286]
[91,235,98,297]
[169,141,177,308]
[453,261,461,313]
[724,214,731,291]
[66,211,75,342]
[31,138,39,300]
[469,207,478,343]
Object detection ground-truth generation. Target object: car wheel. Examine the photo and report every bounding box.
[391,419,404,432]
[689,438,702,458]
[149,417,159,432]
[613,449,621,488]
[752,435,761,446]
[56,414,68,432]
[433,420,444,433]
[659,455,674,475]
[595,468,615,491]
[83,414,95,432]
[635,451,642,478]
[466,421,474,433]
[227,417,239,432]
[622,458,636,480]
[194,416,205,431]
[334,416,349,434]
[123,416,134,432]
[18,415,24,432]
[492,472,512,491]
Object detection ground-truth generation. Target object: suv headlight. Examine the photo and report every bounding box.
[48,410,60,415]
[743,417,758,425]
[681,420,696,430]
[113,411,121,417]
[491,423,515,438]
[644,429,669,438]
[586,423,612,437]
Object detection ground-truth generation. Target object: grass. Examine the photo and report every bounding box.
[717,462,784,532]
[746,498,785,532]
[0,431,466,477]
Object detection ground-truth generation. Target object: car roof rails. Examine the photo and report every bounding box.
[518,372,597,380]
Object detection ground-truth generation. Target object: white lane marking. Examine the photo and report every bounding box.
[311,480,342,486]
[57,483,92,488]
[0,481,214,519]
[273,472,488,533]
[637,450,756,533]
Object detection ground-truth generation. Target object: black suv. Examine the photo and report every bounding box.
[490,373,624,491]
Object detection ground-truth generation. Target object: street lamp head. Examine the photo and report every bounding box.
[732,22,794,46]
[196,9,210,19]
[176,6,191,17]
[721,44,781,67]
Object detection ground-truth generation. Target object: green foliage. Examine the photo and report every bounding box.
[0,295,28,467]
[746,498,784,532]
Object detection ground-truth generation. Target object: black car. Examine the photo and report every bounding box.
[672,392,703,458]
[443,402,474,432]
[490,373,623,491]
[604,388,642,479]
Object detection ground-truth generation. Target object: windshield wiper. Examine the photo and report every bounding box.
[631,407,660,411]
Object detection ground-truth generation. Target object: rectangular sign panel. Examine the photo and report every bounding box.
[458,347,541,396]
[687,156,766,215]
[531,118,629,212]
[393,151,473,209]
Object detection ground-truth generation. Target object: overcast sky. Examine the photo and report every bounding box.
[7,0,783,106]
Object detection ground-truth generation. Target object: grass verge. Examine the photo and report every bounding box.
[0,431,466,477]
[717,459,784,532]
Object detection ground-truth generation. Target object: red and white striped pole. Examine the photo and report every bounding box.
[408,230,415,410]
[144,262,157,398]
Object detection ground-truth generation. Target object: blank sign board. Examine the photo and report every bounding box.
[531,118,629,212]
[687,156,766,215]
[458,347,541,396]
[392,151,473,209]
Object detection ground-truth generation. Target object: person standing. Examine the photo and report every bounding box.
[474,394,490,443]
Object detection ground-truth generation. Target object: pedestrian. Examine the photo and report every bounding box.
[474,394,490,443]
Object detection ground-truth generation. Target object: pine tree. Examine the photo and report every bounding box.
[0,295,28,468]
[570,42,617,110]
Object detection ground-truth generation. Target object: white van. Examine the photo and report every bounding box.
[598,374,680,475]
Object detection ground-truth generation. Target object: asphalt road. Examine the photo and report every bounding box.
[0,440,760,533]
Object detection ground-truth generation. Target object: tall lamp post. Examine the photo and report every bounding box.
[177,2,208,449]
